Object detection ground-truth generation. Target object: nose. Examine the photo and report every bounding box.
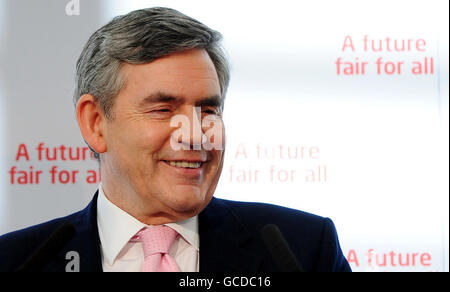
[189,106,206,150]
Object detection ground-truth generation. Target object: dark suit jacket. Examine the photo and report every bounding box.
[0,192,351,272]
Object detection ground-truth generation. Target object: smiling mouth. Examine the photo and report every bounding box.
[163,161,204,169]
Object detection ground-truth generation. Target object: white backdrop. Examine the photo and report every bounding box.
[0,0,448,272]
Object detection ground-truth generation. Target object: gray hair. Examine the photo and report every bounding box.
[73,7,230,159]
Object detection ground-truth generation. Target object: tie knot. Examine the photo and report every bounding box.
[137,225,179,257]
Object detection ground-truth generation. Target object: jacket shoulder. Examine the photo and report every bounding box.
[212,198,351,272]
[0,211,84,272]
[216,198,326,232]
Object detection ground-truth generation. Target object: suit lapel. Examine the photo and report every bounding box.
[199,198,263,272]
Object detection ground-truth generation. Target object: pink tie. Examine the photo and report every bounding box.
[135,225,181,272]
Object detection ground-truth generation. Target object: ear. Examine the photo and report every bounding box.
[76,94,107,155]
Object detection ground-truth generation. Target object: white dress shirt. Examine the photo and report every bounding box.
[96,183,200,272]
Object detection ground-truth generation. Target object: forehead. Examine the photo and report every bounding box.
[119,49,221,104]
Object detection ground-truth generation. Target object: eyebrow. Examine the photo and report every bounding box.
[139,91,223,109]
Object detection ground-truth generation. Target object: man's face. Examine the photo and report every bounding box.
[100,49,224,223]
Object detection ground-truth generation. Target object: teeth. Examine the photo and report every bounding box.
[167,161,202,169]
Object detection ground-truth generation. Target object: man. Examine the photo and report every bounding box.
[0,7,350,272]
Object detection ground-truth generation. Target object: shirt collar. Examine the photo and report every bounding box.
[166,216,199,252]
[96,183,199,266]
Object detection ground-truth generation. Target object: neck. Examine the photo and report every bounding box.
[99,179,187,226]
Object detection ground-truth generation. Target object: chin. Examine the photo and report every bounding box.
[167,185,208,213]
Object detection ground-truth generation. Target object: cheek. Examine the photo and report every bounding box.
[107,120,172,159]
[205,150,225,178]
[206,124,225,174]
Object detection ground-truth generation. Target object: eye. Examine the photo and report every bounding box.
[150,106,172,113]
[147,107,173,118]
[202,107,220,115]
